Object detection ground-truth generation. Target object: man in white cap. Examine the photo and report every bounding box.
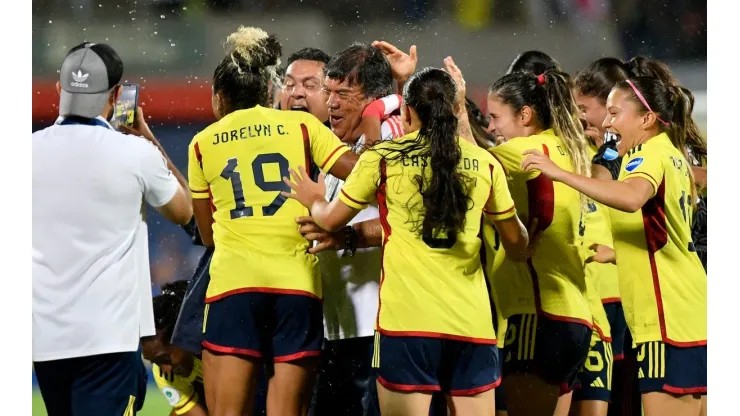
[32,42,192,415]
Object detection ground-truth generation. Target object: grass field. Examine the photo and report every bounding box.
[32,387,171,416]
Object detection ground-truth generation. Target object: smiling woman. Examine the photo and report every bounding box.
[521,76,707,416]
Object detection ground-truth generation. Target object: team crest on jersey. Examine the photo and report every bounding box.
[603,148,619,161]
[162,387,181,406]
[625,157,644,172]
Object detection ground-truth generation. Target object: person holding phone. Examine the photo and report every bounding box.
[32,42,193,415]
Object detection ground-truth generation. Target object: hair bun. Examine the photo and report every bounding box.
[225,26,282,70]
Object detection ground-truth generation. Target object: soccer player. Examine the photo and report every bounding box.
[574,57,708,415]
[282,67,529,416]
[143,281,207,416]
[33,42,192,416]
[522,77,707,416]
[485,69,594,416]
[188,27,357,416]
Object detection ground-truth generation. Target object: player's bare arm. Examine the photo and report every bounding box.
[192,199,215,248]
[297,216,383,254]
[443,56,476,145]
[491,215,530,262]
[327,152,359,181]
[522,149,654,213]
[282,166,360,232]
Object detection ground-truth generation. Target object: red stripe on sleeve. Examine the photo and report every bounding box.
[340,189,369,206]
[375,160,391,331]
[194,142,203,168]
[300,123,311,171]
[320,145,345,170]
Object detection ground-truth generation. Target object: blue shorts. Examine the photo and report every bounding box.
[502,314,592,389]
[604,301,628,360]
[202,292,323,362]
[636,341,707,395]
[372,332,501,396]
[34,350,147,416]
[572,334,614,402]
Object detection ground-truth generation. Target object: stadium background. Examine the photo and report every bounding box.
[31,0,706,414]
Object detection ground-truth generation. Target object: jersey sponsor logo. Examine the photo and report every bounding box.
[162,387,181,406]
[625,157,644,172]
[590,377,605,388]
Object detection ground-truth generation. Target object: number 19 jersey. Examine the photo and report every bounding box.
[188,106,349,302]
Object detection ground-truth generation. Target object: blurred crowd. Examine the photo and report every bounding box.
[35,0,706,60]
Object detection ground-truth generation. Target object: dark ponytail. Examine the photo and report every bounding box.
[575,57,632,103]
[625,56,678,85]
[380,67,472,241]
[506,50,562,75]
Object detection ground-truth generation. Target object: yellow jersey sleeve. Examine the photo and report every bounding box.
[188,139,210,200]
[306,116,350,172]
[338,150,382,210]
[152,364,199,415]
[484,159,516,221]
[619,144,664,197]
[490,138,539,181]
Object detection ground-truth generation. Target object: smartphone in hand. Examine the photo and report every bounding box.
[111,83,139,130]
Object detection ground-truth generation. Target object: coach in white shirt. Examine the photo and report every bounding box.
[32,42,192,416]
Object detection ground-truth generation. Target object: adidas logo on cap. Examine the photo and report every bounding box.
[70,70,89,88]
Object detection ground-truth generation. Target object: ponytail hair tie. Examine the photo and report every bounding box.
[537,73,546,85]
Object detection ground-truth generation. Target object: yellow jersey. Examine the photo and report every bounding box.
[188,106,349,301]
[339,133,516,343]
[580,200,614,341]
[152,358,204,415]
[612,133,707,346]
[488,129,591,326]
[480,220,508,344]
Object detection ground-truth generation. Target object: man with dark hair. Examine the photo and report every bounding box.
[324,42,396,143]
[307,42,409,416]
[287,47,331,67]
[281,47,332,123]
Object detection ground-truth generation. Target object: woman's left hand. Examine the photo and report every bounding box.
[281,166,326,209]
[521,149,568,181]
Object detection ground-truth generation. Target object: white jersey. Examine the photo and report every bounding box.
[32,117,178,361]
[320,116,403,340]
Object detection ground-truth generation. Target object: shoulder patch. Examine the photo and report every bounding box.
[625,157,644,172]
[162,387,181,406]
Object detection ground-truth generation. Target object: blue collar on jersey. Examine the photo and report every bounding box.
[56,116,113,130]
